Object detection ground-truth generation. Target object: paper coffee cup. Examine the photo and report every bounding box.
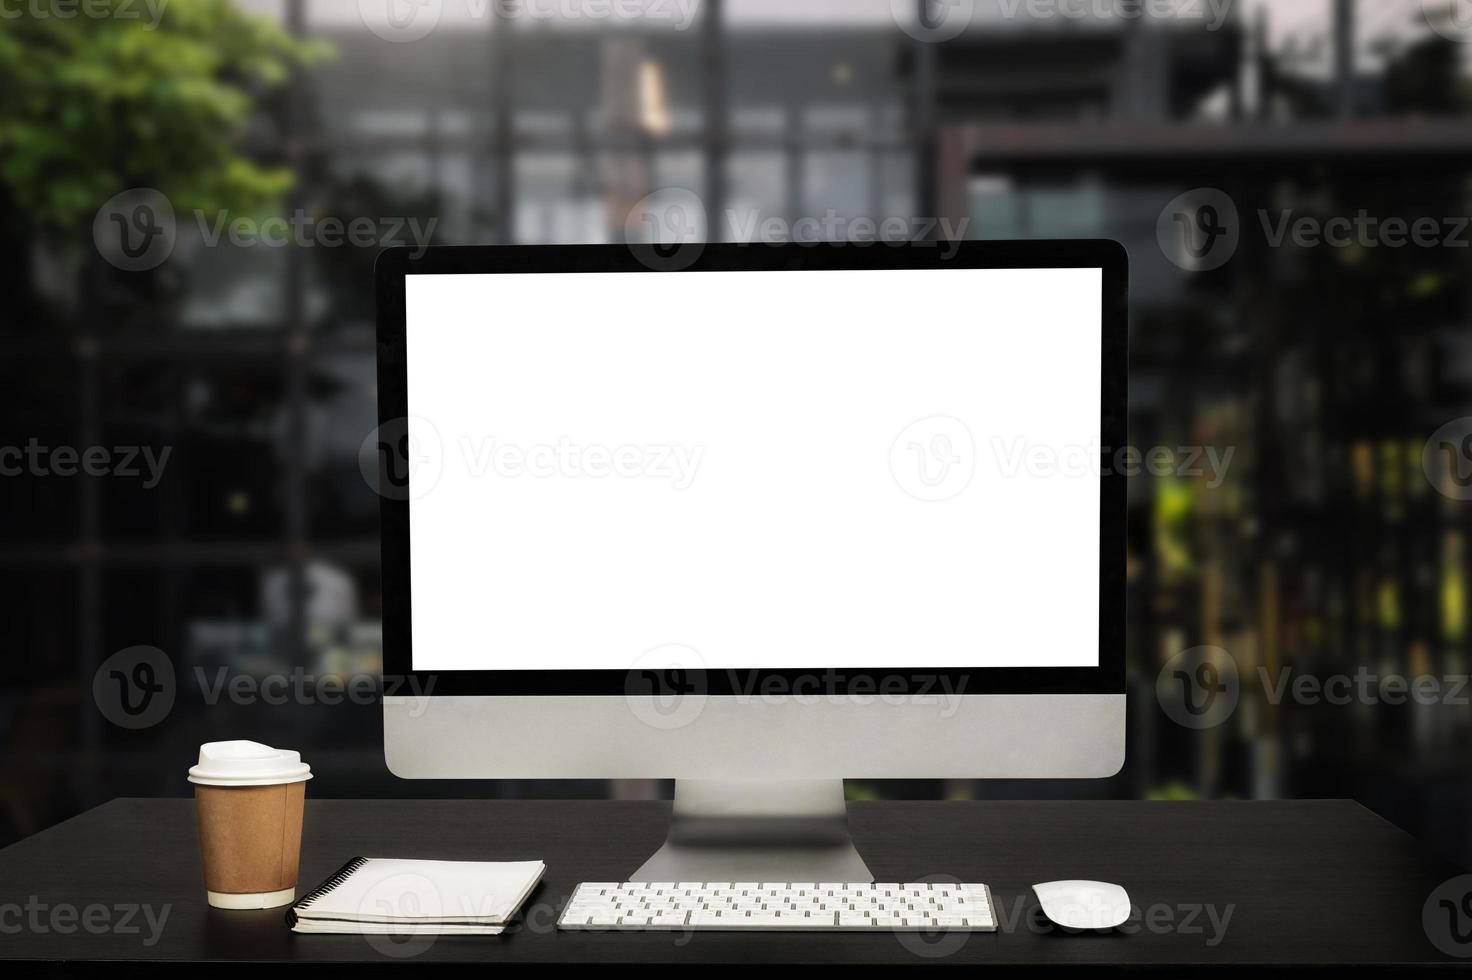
[188,741,311,910]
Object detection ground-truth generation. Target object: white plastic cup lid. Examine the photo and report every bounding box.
[187,740,312,787]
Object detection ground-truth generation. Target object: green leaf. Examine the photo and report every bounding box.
[0,1,329,237]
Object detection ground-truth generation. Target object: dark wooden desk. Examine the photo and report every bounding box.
[0,798,1467,972]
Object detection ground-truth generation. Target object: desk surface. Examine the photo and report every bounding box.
[0,798,1467,971]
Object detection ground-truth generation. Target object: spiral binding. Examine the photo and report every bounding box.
[286,855,368,924]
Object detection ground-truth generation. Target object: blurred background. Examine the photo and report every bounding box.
[4,0,1472,866]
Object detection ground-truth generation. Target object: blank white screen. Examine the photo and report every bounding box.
[406,267,1101,671]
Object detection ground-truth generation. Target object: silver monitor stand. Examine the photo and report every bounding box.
[629,779,874,883]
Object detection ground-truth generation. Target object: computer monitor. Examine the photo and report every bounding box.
[375,241,1127,882]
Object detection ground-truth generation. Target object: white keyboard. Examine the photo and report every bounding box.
[558,881,996,932]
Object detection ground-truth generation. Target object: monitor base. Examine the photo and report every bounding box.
[629,779,874,883]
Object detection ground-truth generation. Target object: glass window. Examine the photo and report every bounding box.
[726,151,788,237]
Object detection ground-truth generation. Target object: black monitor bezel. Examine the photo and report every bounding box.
[376,241,1127,696]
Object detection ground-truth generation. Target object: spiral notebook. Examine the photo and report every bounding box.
[287,857,546,935]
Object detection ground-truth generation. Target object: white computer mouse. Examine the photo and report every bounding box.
[1032,880,1132,931]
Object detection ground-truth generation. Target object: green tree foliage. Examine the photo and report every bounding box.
[0,0,328,237]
